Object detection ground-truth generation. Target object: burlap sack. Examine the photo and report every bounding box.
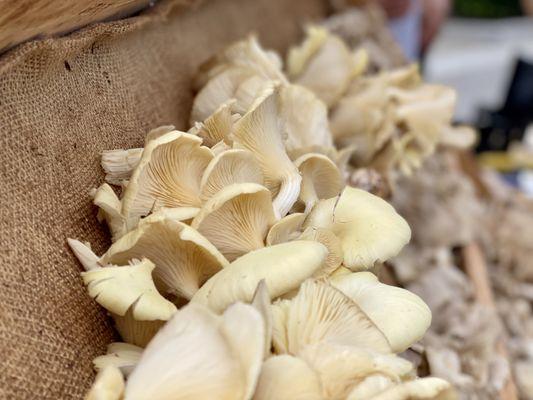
[0,0,327,397]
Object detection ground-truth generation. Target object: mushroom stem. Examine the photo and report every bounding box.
[272,173,302,219]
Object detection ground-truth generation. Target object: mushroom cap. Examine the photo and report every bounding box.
[251,281,273,358]
[101,147,143,186]
[330,271,432,353]
[189,100,236,147]
[192,183,276,261]
[81,258,176,321]
[346,374,395,399]
[92,183,126,242]
[272,279,391,355]
[93,342,143,378]
[363,377,455,400]
[199,149,264,203]
[280,84,333,152]
[288,26,358,106]
[102,218,228,300]
[125,302,264,400]
[304,187,411,270]
[121,131,213,227]
[138,207,200,226]
[232,84,302,218]
[265,212,306,246]
[86,365,124,400]
[294,152,343,212]
[191,241,328,313]
[299,227,343,277]
[252,355,323,400]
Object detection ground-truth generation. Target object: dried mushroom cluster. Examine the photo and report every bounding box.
[67,28,476,400]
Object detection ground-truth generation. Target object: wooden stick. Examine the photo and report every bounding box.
[462,243,518,400]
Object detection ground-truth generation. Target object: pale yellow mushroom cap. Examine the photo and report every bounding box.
[101,147,143,187]
[102,218,228,300]
[192,183,276,261]
[93,342,143,378]
[294,152,343,213]
[92,183,126,242]
[305,187,411,270]
[252,355,323,400]
[232,84,302,218]
[86,365,124,400]
[265,212,306,246]
[272,279,391,355]
[363,377,455,400]
[121,131,213,229]
[125,302,264,400]
[299,227,343,277]
[199,149,264,203]
[330,271,431,353]
[191,241,328,313]
[189,100,236,147]
[251,281,273,358]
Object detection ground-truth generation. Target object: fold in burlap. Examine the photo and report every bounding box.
[0,0,327,397]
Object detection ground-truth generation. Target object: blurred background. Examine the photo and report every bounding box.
[376,0,533,195]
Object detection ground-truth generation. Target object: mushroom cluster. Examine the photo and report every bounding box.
[70,30,458,400]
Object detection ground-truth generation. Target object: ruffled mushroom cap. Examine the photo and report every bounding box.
[199,149,264,203]
[304,187,411,270]
[138,207,200,226]
[299,227,343,277]
[189,100,237,147]
[192,183,276,261]
[356,377,455,400]
[252,355,323,400]
[81,258,177,346]
[272,280,391,355]
[124,302,264,400]
[330,271,431,353]
[265,213,306,246]
[346,374,395,399]
[287,26,360,106]
[293,152,343,212]
[121,130,213,229]
[232,84,302,218]
[191,241,328,313]
[280,84,333,152]
[102,219,228,300]
[93,342,143,378]
[251,280,273,358]
[101,147,143,186]
[86,365,124,400]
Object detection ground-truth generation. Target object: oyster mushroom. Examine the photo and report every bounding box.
[102,218,228,301]
[138,207,200,226]
[192,183,276,261]
[299,227,343,277]
[189,100,237,147]
[253,355,323,400]
[346,374,395,399]
[265,213,306,246]
[81,258,177,347]
[358,377,455,400]
[251,280,273,358]
[92,183,126,242]
[272,279,391,355]
[86,365,124,400]
[304,187,411,270]
[191,241,328,313]
[101,147,143,186]
[124,302,264,400]
[93,342,143,378]
[199,149,264,203]
[287,26,360,106]
[121,130,213,229]
[330,271,431,353]
[233,84,302,218]
[293,152,343,212]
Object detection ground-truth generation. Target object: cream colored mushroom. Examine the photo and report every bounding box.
[345,374,395,399]
[191,241,328,313]
[191,183,276,261]
[189,100,237,147]
[251,280,273,358]
[280,84,333,152]
[101,147,143,186]
[287,26,360,106]
[330,271,431,353]
[199,149,264,203]
[102,218,228,300]
[124,302,264,400]
[272,279,391,355]
[232,84,302,218]
[299,227,343,277]
[121,130,213,229]
[86,365,124,400]
[293,153,343,212]
[265,213,306,246]
[138,207,200,226]
[81,258,177,347]
[304,187,411,270]
[93,342,143,378]
[253,355,323,400]
[92,183,126,242]
[362,377,455,400]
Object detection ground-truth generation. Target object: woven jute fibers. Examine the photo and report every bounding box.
[0,0,327,397]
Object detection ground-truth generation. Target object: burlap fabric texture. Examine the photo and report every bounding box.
[0,0,327,397]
